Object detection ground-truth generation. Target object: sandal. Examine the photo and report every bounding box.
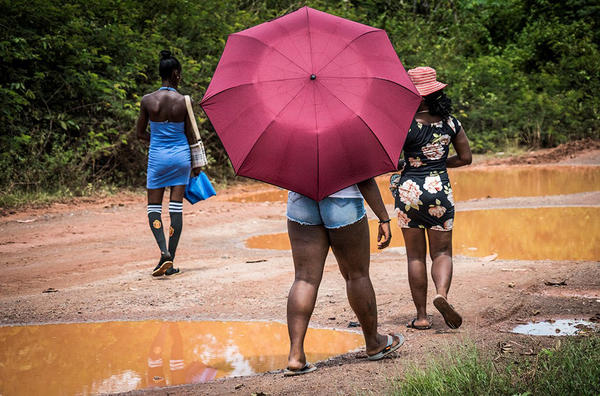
[283,363,317,377]
[407,318,432,330]
[367,334,404,361]
[433,294,462,329]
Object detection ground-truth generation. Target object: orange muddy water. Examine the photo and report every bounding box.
[229,166,600,204]
[246,207,600,261]
[0,321,363,396]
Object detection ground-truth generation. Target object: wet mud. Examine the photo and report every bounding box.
[0,148,598,395]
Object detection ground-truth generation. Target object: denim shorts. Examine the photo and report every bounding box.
[286,191,366,229]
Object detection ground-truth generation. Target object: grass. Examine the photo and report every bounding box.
[389,336,600,396]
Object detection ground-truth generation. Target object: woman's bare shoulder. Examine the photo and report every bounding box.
[140,91,157,104]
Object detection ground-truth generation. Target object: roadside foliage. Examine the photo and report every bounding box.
[1,0,598,201]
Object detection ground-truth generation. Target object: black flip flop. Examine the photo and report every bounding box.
[406,318,432,330]
[433,294,462,329]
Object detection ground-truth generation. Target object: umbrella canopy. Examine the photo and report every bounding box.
[200,6,421,201]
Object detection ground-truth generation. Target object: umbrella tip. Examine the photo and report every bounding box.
[310,74,316,80]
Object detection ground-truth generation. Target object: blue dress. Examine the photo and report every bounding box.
[146,88,191,189]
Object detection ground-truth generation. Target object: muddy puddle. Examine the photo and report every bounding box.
[246,207,600,261]
[511,319,599,336]
[406,165,600,204]
[229,166,600,204]
[0,320,363,396]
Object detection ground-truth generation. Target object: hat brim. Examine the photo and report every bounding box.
[416,82,447,96]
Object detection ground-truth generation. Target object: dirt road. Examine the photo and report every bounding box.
[0,146,599,395]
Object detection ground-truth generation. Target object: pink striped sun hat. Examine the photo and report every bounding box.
[407,66,447,96]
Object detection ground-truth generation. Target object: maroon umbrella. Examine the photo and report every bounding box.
[200,6,421,201]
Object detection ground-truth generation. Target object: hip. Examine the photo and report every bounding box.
[286,192,366,229]
[149,146,190,163]
[391,172,454,210]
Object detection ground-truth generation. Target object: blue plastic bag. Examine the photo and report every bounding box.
[184,172,216,204]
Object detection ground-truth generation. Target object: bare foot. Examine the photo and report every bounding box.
[366,333,402,356]
[287,353,306,371]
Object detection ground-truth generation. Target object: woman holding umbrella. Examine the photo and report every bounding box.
[136,50,201,276]
[198,7,422,375]
[285,181,403,375]
[390,67,472,330]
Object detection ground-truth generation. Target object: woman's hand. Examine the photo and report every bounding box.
[356,177,393,249]
[191,167,202,177]
[377,221,392,249]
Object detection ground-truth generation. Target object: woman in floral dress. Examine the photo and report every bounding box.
[390,67,472,330]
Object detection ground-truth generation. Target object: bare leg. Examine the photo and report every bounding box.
[328,217,398,355]
[286,220,329,370]
[401,228,430,328]
[427,228,462,328]
[426,229,453,298]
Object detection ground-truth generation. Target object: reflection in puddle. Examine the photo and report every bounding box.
[0,321,363,396]
[229,166,600,204]
[246,207,600,261]
[511,319,599,336]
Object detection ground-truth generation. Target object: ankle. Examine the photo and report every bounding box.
[160,251,172,260]
[287,350,306,369]
[365,333,387,354]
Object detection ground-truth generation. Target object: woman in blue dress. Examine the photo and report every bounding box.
[390,67,472,330]
[136,50,200,276]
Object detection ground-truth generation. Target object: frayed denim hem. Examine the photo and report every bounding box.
[324,213,366,230]
[286,215,322,227]
[286,213,367,229]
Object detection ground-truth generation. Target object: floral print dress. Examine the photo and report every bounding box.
[390,116,461,231]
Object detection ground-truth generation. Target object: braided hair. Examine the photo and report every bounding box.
[424,90,452,121]
[159,50,181,80]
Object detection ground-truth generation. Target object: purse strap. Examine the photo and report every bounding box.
[184,95,202,142]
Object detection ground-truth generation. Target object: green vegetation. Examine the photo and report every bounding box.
[390,336,600,396]
[1,0,599,205]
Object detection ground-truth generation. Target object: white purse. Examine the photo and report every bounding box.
[185,95,208,168]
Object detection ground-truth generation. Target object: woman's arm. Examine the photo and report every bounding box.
[357,178,392,249]
[446,127,472,168]
[136,97,150,142]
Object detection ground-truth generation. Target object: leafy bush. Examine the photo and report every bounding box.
[1,0,598,203]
